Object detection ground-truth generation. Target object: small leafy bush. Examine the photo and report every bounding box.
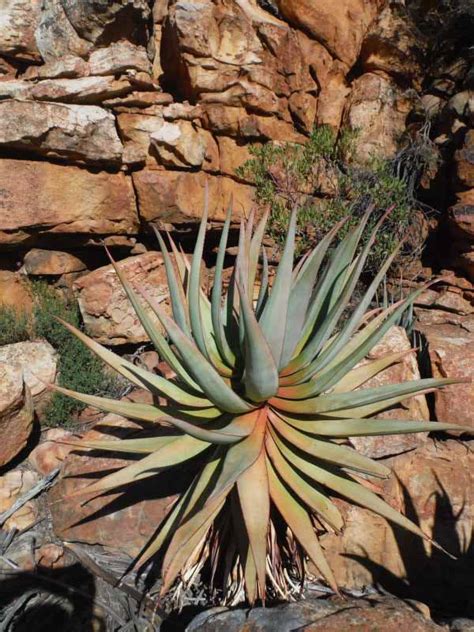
[32,282,121,427]
[236,126,423,272]
[0,305,31,346]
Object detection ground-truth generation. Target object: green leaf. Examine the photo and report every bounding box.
[280,217,345,368]
[140,293,255,414]
[237,280,279,402]
[211,203,236,366]
[271,431,430,544]
[207,408,266,502]
[259,208,297,368]
[188,188,210,359]
[269,410,390,478]
[279,416,473,437]
[272,378,462,416]
[154,227,191,337]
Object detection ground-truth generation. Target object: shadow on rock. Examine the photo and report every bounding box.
[0,562,104,632]
[346,476,474,619]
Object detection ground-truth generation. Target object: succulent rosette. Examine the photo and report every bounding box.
[55,203,469,604]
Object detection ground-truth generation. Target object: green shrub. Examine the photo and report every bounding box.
[32,282,122,427]
[0,305,31,346]
[236,126,423,272]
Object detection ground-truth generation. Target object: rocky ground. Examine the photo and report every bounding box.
[0,0,473,630]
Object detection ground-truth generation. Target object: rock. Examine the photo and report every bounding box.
[415,323,474,429]
[103,90,173,109]
[186,595,442,631]
[35,0,92,61]
[359,4,426,84]
[116,111,166,165]
[88,41,151,76]
[48,413,184,558]
[60,0,151,45]
[73,252,169,345]
[0,341,57,407]
[22,55,89,80]
[458,251,474,283]
[133,170,255,224]
[450,619,474,632]
[343,72,414,162]
[455,130,474,189]
[22,249,87,276]
[150,119,219,170]
[0,270,33,311]
[217,136,257,180]
[0,160,138,247]
[275,0,384,67]
[0,100,123,165]
[449,204,474,241]
[0,0,41,61]
[34,543,67,569]
[28,428,75,476]
[27,75,132,104]
[416,287,474,315]
[0,469,39,531]
[0,363,34,467]
[351,326,429,459]
[321,439,474,615]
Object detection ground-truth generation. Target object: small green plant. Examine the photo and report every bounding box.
[237,126,423,271]
[32,282,121,426]
[0,305,31,346]
[53,205,469,605]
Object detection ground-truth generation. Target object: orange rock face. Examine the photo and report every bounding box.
[321,439,474,612]
[0,362,34,468]
[0,160,139,246]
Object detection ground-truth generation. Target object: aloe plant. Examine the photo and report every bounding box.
[55,204,469,605]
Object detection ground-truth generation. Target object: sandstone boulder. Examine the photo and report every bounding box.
[0,100,123,165]
[275,0,384,67]
[0,469,39,531]
[22,249,87,276]
[449,204,474,241]
[0,0,42,61]
[351,326,429,459]
[0,270,33,311]
[322,439,473,615]
[0,160,138,246]
[35,0,92,61]
[359,4,426,84]
[0,362,34,468]
[49,413,183,557]
[28,428,75,476]
[88,40,151,76]
[150,119,219,170]
[186,595,441,632]
[0,341,57,406]
[133,170,255,224]
[60,0,151,45]
[22,55,89,80]
[415,323,474,429]
[343,72,414,162]
[455,129,474,189]
[73,252,169,345]
[27,76,133,104]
